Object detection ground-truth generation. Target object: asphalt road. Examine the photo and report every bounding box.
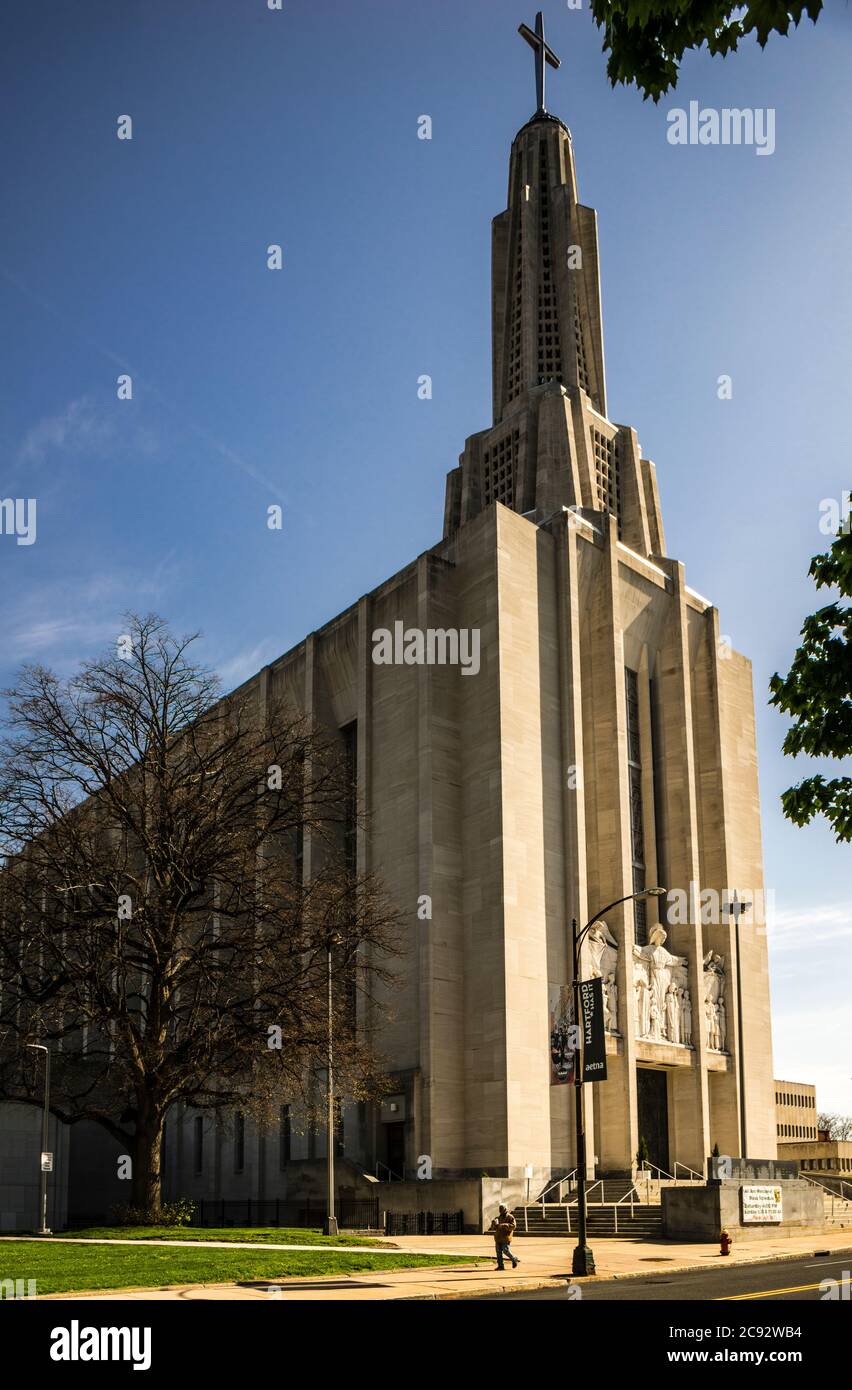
[476,1250,852,1300]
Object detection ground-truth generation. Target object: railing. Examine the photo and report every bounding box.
[611,1187,637,1234]
[801,1173,852,1217]
[567,1179,605,1205]
[535,1187,643,1235]
[385,1210,463,1236]
[188,1197,380,1230]
[538,1170,577,1206]
[638,1163,675,1182]
[637,1162,702,1204]
[375,1160,404,1182]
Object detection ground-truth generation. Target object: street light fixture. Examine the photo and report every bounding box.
[26,1043,52,1235]
[571,886,667,1278]
[723,891,751,1161]
[323,932,343,1237]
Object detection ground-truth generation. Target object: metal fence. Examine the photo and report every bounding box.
[384,1210,464,1236]
[68,1197,465,1235]
[189,1197,380,1230]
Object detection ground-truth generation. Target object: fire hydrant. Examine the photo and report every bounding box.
[720,1228,732,1257]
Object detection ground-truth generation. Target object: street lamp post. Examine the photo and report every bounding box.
[323,940,339,1237]
[724,891,751,1162]
[570,886,667,1279]
[26,1043,51,1235]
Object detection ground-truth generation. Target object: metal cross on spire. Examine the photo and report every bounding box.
[518,11,561,115]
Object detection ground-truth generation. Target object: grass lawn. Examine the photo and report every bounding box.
[0,1237,481,1297]
[62,1225,388,1247]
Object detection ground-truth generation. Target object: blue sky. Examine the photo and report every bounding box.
[1,1,850,1112]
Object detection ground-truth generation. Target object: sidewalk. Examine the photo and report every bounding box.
[36,1228,852,1300]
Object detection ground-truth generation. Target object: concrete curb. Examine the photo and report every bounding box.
[398,1242,852,1300]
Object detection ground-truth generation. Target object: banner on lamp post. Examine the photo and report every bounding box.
[580,977,607,1082]
[548,985,578,1085]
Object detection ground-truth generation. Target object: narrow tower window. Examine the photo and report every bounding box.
[536,141,563,386]
[625,668,647,946]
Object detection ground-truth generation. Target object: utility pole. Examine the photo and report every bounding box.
[323,941,339,1236]
[26,1043,52,1234]
[571,887,667,1278]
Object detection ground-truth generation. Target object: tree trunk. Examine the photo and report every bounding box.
[131,1109,165,1218]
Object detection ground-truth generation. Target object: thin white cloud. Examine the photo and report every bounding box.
[218,640,279,691]
[18,395,116,467]
[767,902,852,954]
[3,559,180,671]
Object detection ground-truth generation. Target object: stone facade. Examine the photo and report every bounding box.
[161,105,777,1205]
[9,99,777,1229]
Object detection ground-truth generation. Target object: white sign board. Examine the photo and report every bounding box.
[40,1152,54,1172]
[741,1184,783,1223]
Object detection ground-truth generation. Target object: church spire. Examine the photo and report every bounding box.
[442,15,665,563]
[491,105,607,423]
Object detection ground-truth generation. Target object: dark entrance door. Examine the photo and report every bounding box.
[385,1122,406,1178]
[637,1067,669,1173]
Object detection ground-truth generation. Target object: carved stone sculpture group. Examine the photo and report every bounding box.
[585,921,728,1052]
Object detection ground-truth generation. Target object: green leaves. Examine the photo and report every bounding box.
[770,520,852,843]
[590,2,824,101]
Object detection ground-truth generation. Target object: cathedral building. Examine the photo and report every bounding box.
[160,20,777,1214]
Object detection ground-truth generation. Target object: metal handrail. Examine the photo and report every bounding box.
[638,1162,675,1182]
[538,1169,577,1205]
[375,1160,404,1182]
[527,1181,644,1235]
[673,1161,703,1182]
[566,1179,604,1206]
[801,1172,852,1208]
[612,1186,637,1232]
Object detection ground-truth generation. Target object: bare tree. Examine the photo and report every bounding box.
[0,614,399,1216]
[818,1113,852,1142]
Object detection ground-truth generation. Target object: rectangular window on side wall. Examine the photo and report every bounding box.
[625,668,647,945]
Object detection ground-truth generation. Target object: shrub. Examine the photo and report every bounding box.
[109,1198,196,1228]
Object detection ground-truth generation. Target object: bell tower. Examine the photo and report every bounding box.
[492,114,606,424]
[443,13,665,562]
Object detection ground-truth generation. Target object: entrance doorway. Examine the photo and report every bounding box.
[637,1068,669,1173]
[384,1122,406,1179]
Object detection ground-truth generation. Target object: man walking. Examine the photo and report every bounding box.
[489,1204,520,1271]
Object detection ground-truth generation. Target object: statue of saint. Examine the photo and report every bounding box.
[634,974,650,1038]
[681,987,692,1046]
[665,983,681,1045]
[605,972,619,1033]
[633,926,688,1043]
[586,921,619,981]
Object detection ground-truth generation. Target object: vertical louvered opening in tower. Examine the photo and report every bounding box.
[505,167,525,406]
[574,304,590,394]
[483,427,520,508]
[536,141,563,387]
[592,427,622,534]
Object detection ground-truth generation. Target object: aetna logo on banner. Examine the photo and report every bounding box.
[50,1321,152,1371]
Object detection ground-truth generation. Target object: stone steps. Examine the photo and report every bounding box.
[513,1203,663,1238]
[822,1195,852,1228]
